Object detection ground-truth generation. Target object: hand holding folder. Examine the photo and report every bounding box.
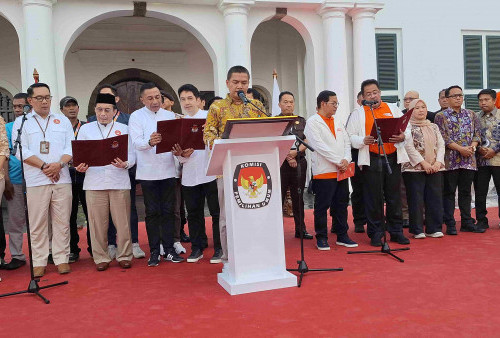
[72,134,128,167]
[156,118,206,154]
[337,162,355,181]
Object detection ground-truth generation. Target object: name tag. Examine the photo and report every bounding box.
[40,141,50,154]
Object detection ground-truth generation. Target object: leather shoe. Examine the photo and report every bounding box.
[390,233,410,245]
[460,225,486,233]
[354,224,365,233]
[118,260,132,269]
[69,252,79,264]
[294,231,313,240]
[96,262,109,271]
[446,226,457,235]
[6,258,26,270]
[33,266,45,278]
[57,263,71,274]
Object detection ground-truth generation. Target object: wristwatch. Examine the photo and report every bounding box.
[59,161,67,168]
[41,162,47,170]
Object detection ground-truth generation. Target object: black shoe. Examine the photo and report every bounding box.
[390,233,410,245]
[294,231,313,240]
[180,230,190,243]
[354,224,365,233]
[5,258,26,270]
[47,254,54,264]
[187,249,204,263]
[0,258,6,269]
[475,222,489,230]
[446,226,457,235]
[402,219,409,228]
[460,225,486,233]
[68,252,79,264]
[210,248,223,264]
[165,250,185,263]
[148,252,160,267]
[370,235,382,247]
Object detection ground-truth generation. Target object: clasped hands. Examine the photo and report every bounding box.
[420,161,443,174]
[75,158,128,173]
[43,162,61,183]
[363,132,405,145]
[478,146,495,159]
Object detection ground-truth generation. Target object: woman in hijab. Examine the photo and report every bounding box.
[402,99,445,239]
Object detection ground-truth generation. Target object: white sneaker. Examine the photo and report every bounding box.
[108,245,117,259]
[132,243,146,258]
[173,242,186,255]
[160,244,165,256]
[414,233,426,239]
[427,232,444,238]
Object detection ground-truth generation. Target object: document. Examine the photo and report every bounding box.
[156,118,206,154]
[369,112,412,143]
[72,134,128,167]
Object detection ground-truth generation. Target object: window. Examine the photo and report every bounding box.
[376,31,402,106]
[463,33,500,111]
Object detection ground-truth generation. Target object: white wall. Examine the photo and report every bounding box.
[0,15,22,95]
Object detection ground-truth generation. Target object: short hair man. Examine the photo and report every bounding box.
[2,93,28,270]
[473,89,499,230]
[305,90,357,250]
[173,84,221,263]
[402,90,419,114]
[12,83,74,277]
[203,65,267,263]
[75,93,135,271]
[129,82,184,266]
[434,85,485,234]
[246,88,263,103]
[356,91,363,107]
[277,91,313,240]
[59,96,90,263]
[346,79,410,246]
[161,91,175,111]
[427,89,448,123]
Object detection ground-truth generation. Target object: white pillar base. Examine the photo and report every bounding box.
[218,270,297,295]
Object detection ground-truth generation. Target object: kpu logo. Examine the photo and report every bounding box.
[233,162,272,209]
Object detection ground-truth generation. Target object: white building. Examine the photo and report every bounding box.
[0,0,499,122]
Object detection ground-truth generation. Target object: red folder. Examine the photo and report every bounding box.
[337,162,355,181]
[156,118,206,154]
[369,111,412,143]
[72,134,128,167]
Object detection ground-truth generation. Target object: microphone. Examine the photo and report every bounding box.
[361,100,378,106]
[12,105,31,156]
[237,90,250,104]
[23,104,31,114]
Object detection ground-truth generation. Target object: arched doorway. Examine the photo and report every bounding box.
[88,68,181,117]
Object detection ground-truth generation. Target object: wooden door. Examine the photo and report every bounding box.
[115,81,145,114]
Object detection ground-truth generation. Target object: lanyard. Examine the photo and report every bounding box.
[33,115,51,140]
[74,121,81,138]
[113,112,120,122]
[97,121,115,139]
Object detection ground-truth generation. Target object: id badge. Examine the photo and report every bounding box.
[40,141,50,154]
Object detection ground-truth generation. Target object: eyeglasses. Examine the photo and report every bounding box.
[326,102,340,107]
[447,94,463,99]
[403,97,418,102]
[32,95,52,102]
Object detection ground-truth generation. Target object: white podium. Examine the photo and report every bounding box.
[207,131,298,295]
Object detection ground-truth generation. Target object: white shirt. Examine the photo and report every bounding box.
[176,110,216,187]
[13,111,74,187]
[128,106,177,180]
[77,121,136,191]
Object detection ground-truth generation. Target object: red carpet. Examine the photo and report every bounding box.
[1,208,500,337]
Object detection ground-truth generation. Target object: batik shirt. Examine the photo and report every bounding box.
[203,94,266,148]
[477,108,500,167]
[434,108,481,171]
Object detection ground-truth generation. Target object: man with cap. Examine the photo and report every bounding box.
[75,93,135,271]
[60,96,90,262]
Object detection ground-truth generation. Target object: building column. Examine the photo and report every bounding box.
[219,1,253,73]
[319,3,353,122]
[350,5,383,101]
[22,0,59,111]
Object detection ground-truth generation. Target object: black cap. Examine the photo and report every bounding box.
[95,93,116,106]
[60,96,78,109]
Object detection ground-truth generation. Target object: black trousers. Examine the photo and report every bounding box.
[443,169,475,228]
[350,149,367,227]
[474,166,500,226]
[69,181,90,254]
[141,178,176,254]
[108,165,139,245]
[403,171,443,234]
[182,180,221,252]
[280,157,307,232]
[362,153,403,238]
[312,178,349,240]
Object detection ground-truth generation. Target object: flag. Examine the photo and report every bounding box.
[271,70,280,116]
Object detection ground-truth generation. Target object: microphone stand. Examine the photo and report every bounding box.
[0,113,68,304]
[286,131,343,287]
[346,102,409,262]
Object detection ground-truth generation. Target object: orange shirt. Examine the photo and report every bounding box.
[496,92,500,109]
[364,102,397,155]
[313,114,337,180]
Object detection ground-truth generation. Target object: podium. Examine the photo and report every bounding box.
[207,117,298,295]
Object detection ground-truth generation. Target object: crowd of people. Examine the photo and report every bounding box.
[1,64,499,281]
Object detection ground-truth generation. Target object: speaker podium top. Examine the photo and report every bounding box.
[206,116,298,176]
